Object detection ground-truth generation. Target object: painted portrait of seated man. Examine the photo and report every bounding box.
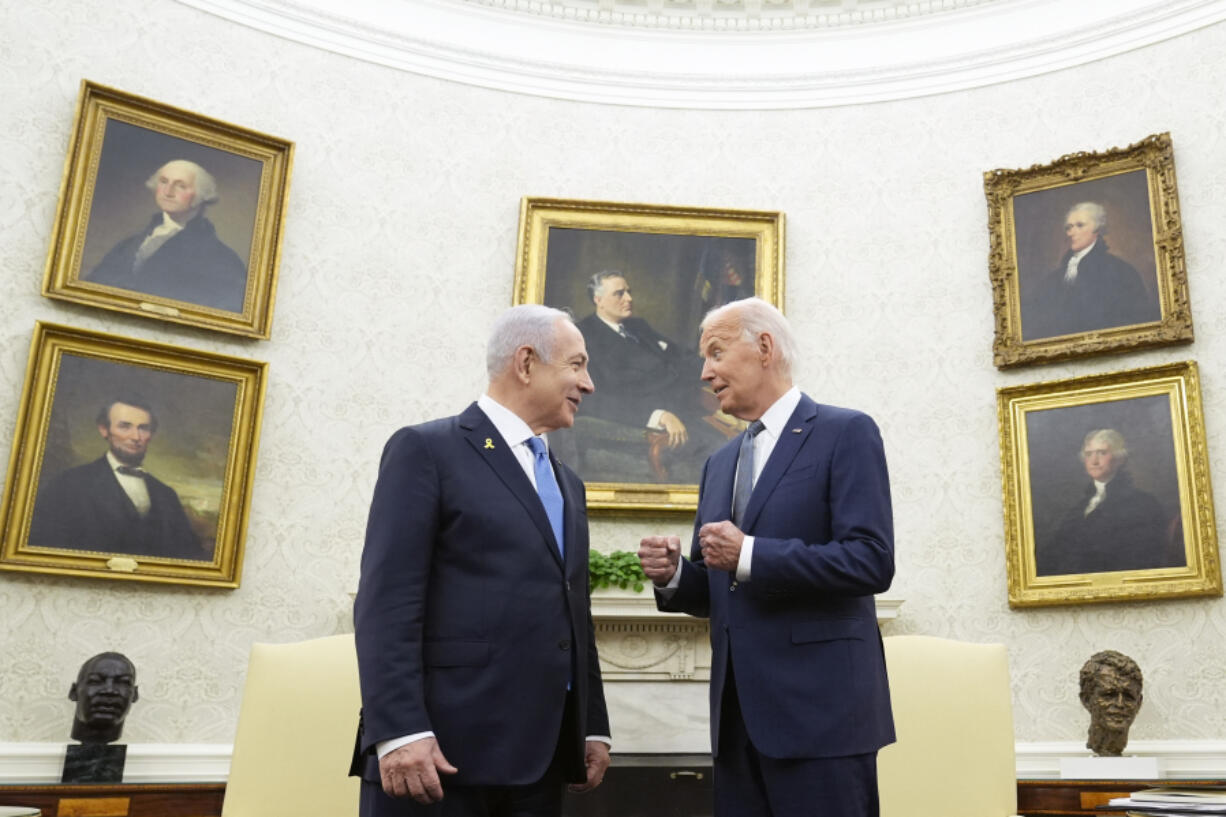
[85,159,248,313]
[575,270,734,483]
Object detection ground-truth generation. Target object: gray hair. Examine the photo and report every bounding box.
[701,297,797,376]
[1067,202,1107,235]
[145,159,220,205]
[1081,429,1128,463]
[486,304,574,379]
[586,269,625,302]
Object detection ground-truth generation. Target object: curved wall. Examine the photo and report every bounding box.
[2,0,1226,769]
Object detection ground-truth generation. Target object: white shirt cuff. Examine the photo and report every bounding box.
[647,409,666,429]
[376,731,435,759]
[735,535,754,582]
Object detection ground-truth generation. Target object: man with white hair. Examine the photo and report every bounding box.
[1035,428,1177,576]
[86,159,248,312]
[1023,201,1160,340]
[638,297,896,816]
[351,304,610,816]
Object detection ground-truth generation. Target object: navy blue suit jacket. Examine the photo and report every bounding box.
[352,403,609,788]
[660,394,895,759]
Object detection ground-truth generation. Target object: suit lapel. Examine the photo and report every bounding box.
[459,404,564,569]
[742,395,817,532]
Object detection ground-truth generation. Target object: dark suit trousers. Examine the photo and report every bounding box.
[715,659,880,817]
[358,695,580,817]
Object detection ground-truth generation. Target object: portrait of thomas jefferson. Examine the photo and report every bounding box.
[1033,427,1183,577]
[77,120,261,314]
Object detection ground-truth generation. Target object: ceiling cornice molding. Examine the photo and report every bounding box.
[176,0,1226,108]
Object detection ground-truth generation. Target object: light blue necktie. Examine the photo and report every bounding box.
[732,420,766,527]
[526,436,565,557]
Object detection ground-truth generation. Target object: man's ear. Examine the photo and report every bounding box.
[512,345,535,384]
[96,424,109,440]
[131,686,139,703]
[757,331,775,365]
[69,682,79,702]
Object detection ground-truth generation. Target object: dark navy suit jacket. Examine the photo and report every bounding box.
[352,403,609,789]
[660,394,895,759]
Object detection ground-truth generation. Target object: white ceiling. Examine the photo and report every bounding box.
[179,0,1226,108]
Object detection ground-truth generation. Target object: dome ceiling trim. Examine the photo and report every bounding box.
[178,0,1226,108]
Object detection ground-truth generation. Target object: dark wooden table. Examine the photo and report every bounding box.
[1018,779,1226,815]
[0,783,225,817]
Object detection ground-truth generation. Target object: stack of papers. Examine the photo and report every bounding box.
[1109,786,1226,815]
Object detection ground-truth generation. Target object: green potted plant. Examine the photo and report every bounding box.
[588,549,648,593]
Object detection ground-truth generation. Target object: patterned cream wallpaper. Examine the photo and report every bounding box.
[1,0,1226,749]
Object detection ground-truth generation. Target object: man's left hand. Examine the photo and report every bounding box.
[698,521,744,572]
[568,740,611,793]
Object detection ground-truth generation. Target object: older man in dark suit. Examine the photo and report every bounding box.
[639,297,895,816]
[351,304,610,816]
[28,398,202,560]
[1035,428,1178,576]
[576,270,730,481]
[1022,202,1160,340]
[86,159,248,313]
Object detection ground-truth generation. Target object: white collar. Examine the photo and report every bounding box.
[1070,239,1097,263]
[755,386,802,439]
[478,393,539,450]
[597,314,624,334]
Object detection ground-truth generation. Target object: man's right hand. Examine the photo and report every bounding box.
[657,411,689,448]
[638,535,681,585]
[378,737,458,804]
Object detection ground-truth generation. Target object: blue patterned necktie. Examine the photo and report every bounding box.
[732,420,766,527]
[526,436,565,557]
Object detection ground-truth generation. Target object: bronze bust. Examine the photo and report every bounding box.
[1079,650,1142,757]
[69,652,139,744]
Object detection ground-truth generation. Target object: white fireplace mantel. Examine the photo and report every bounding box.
[592,590,903,681]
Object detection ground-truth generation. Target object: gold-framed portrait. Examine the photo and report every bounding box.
[998,361,1219,608]
[514,196,785,513]
[0,323,268,588]
[985,132,1192,369]
[42,80,293,339]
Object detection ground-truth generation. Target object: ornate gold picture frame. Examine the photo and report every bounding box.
[515,197,785,513]
[998,361,1218,608]
[0,323,267,588]
[985,132,1192,369]
[42,80,293,339]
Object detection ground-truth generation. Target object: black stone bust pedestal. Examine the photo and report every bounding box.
[61,744,127,784]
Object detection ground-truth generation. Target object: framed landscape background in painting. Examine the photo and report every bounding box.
[515,197,784,513]
[985,132,1192,369]
[0,323,267,588]
[42,80,293,339]
[998,361,1218,608]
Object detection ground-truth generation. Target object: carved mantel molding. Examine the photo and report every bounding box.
[592,591,903,681]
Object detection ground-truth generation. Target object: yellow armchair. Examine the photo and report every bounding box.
[222,634,361,816]
[878,635,1020,817]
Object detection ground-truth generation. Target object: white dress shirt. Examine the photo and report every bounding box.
[658,386,802,592]
[1064,240,1097,282]
[107,451,151,516]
